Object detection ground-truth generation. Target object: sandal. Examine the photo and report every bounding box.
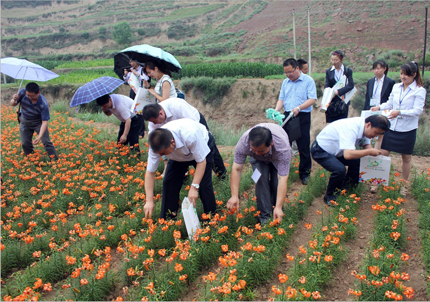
[399,186,408,196]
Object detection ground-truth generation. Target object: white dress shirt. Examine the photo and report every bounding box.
[316,117,371,157]
[331,64,345,82]
[147,119,210,173]
[370,75,385,107]
[108,94,135,122]
[148,98,200,132]
[379,81,426,132]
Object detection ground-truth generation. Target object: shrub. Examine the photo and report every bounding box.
[112,22,133,46]
[414,126,430,156]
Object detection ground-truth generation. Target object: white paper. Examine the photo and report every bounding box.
[251,168,261,183]
[359,155,391,186]
[181,197,201,240]
[360,110,393,119]
[343,86,357,104]
[127,73,140,93]
[130,87,157,114]
[320,87,335,112]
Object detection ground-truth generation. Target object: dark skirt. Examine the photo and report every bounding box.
[381,129,417,155]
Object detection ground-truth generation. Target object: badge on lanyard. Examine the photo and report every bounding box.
[370,98,378,107]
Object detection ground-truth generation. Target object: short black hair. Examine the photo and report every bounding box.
[365,115,390,132]
[331,50,344,60]
[95,94,110,106]
[142,104,162,121]
[372,59,389,75]
[297,59,307,70]
[25,82,39,93]
[249,126,272,147]
[148,128,173,152]
[283,58,299,69]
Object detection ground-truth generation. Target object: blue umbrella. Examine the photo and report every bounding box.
[70,76,124,107]
[120,44,182,73]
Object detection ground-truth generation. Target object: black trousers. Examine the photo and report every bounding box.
[117,115,144,152]
[198,113,227,178]
[283,112,312,179]
[310,141,359,199]
[160,134,217,219]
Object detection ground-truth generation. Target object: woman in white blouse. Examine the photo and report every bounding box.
[144,61,177,102]
[123,59,150,99]
[371,61,426,195]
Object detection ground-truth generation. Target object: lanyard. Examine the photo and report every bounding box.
[399,86,411,106]
[372,78,381,98]
[334,68,343,82]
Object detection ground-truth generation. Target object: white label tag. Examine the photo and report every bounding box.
[251,168,261,183]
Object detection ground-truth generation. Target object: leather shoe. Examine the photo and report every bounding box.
[301,177,309,185]
[324,195,336,207]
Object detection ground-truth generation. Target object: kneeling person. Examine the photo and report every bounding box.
[227,123,291,223]
[144,118,217,219]
[311,115,390,205]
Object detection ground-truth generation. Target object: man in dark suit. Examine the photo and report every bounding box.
[363,60,396,110]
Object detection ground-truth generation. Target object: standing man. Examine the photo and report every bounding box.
[144,118,217,219]
[227,123,291,224]
[142,98,227,179]
[275,58,317,185]
[311,115,390,205]
[298,59,309,74]
[10,82,58,160]
[96,94,144,153]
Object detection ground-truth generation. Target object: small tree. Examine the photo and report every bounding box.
[112,22,133,46]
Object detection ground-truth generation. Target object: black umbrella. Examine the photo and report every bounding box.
[113,52,132,80]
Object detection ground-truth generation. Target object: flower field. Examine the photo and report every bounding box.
[1,105,430,301]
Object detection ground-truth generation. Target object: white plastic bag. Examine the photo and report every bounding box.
[181,197,201,240]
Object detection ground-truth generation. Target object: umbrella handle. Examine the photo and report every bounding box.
[17,67,28,92]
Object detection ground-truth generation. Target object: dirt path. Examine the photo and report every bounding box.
[322,190,377,301]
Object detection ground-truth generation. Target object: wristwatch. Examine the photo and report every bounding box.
[191,183,200,190]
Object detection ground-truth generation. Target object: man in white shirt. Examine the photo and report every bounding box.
[311,115,390,205]
[144,118,217,219]
[96,94,144,153]
[142,98,227,179]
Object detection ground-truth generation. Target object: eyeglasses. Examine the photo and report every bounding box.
[284,69,296,76]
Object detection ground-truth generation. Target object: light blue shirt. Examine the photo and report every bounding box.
[278,72,317,113]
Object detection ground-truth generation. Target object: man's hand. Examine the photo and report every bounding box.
[292,107,300,117]
[368,148,383,156]
[188,186,199,207]
[273,206,285,222]
[144,200,154,218]
[33,137,41,145]
[370,106,380,112]
[119,134,127,144]
[226,196,240,212]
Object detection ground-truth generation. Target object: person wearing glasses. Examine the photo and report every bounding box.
[275,58,317,185]
[324,50,355,123]
[371,62,426,196]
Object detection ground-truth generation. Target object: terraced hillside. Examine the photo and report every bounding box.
[1,0,429,71]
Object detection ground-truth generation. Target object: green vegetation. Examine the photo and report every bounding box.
[112,22,133,46]
[206,120,247,146]
[180,76,236,107]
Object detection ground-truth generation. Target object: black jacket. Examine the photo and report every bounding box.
[363,76,395,110]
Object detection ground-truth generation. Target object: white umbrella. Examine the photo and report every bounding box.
[1,57,59,90]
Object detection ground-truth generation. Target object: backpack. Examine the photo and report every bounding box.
[176,88,185,100]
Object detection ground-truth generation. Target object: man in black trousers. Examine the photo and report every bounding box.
[143,118,217,219]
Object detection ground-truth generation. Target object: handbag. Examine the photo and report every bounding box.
[326,97,347,117]
[282,115,301,144]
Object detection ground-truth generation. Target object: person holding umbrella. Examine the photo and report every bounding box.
[10,82,58,161]
[123,59,150,99]
[144,60,177,102]
[95,94,144,154]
